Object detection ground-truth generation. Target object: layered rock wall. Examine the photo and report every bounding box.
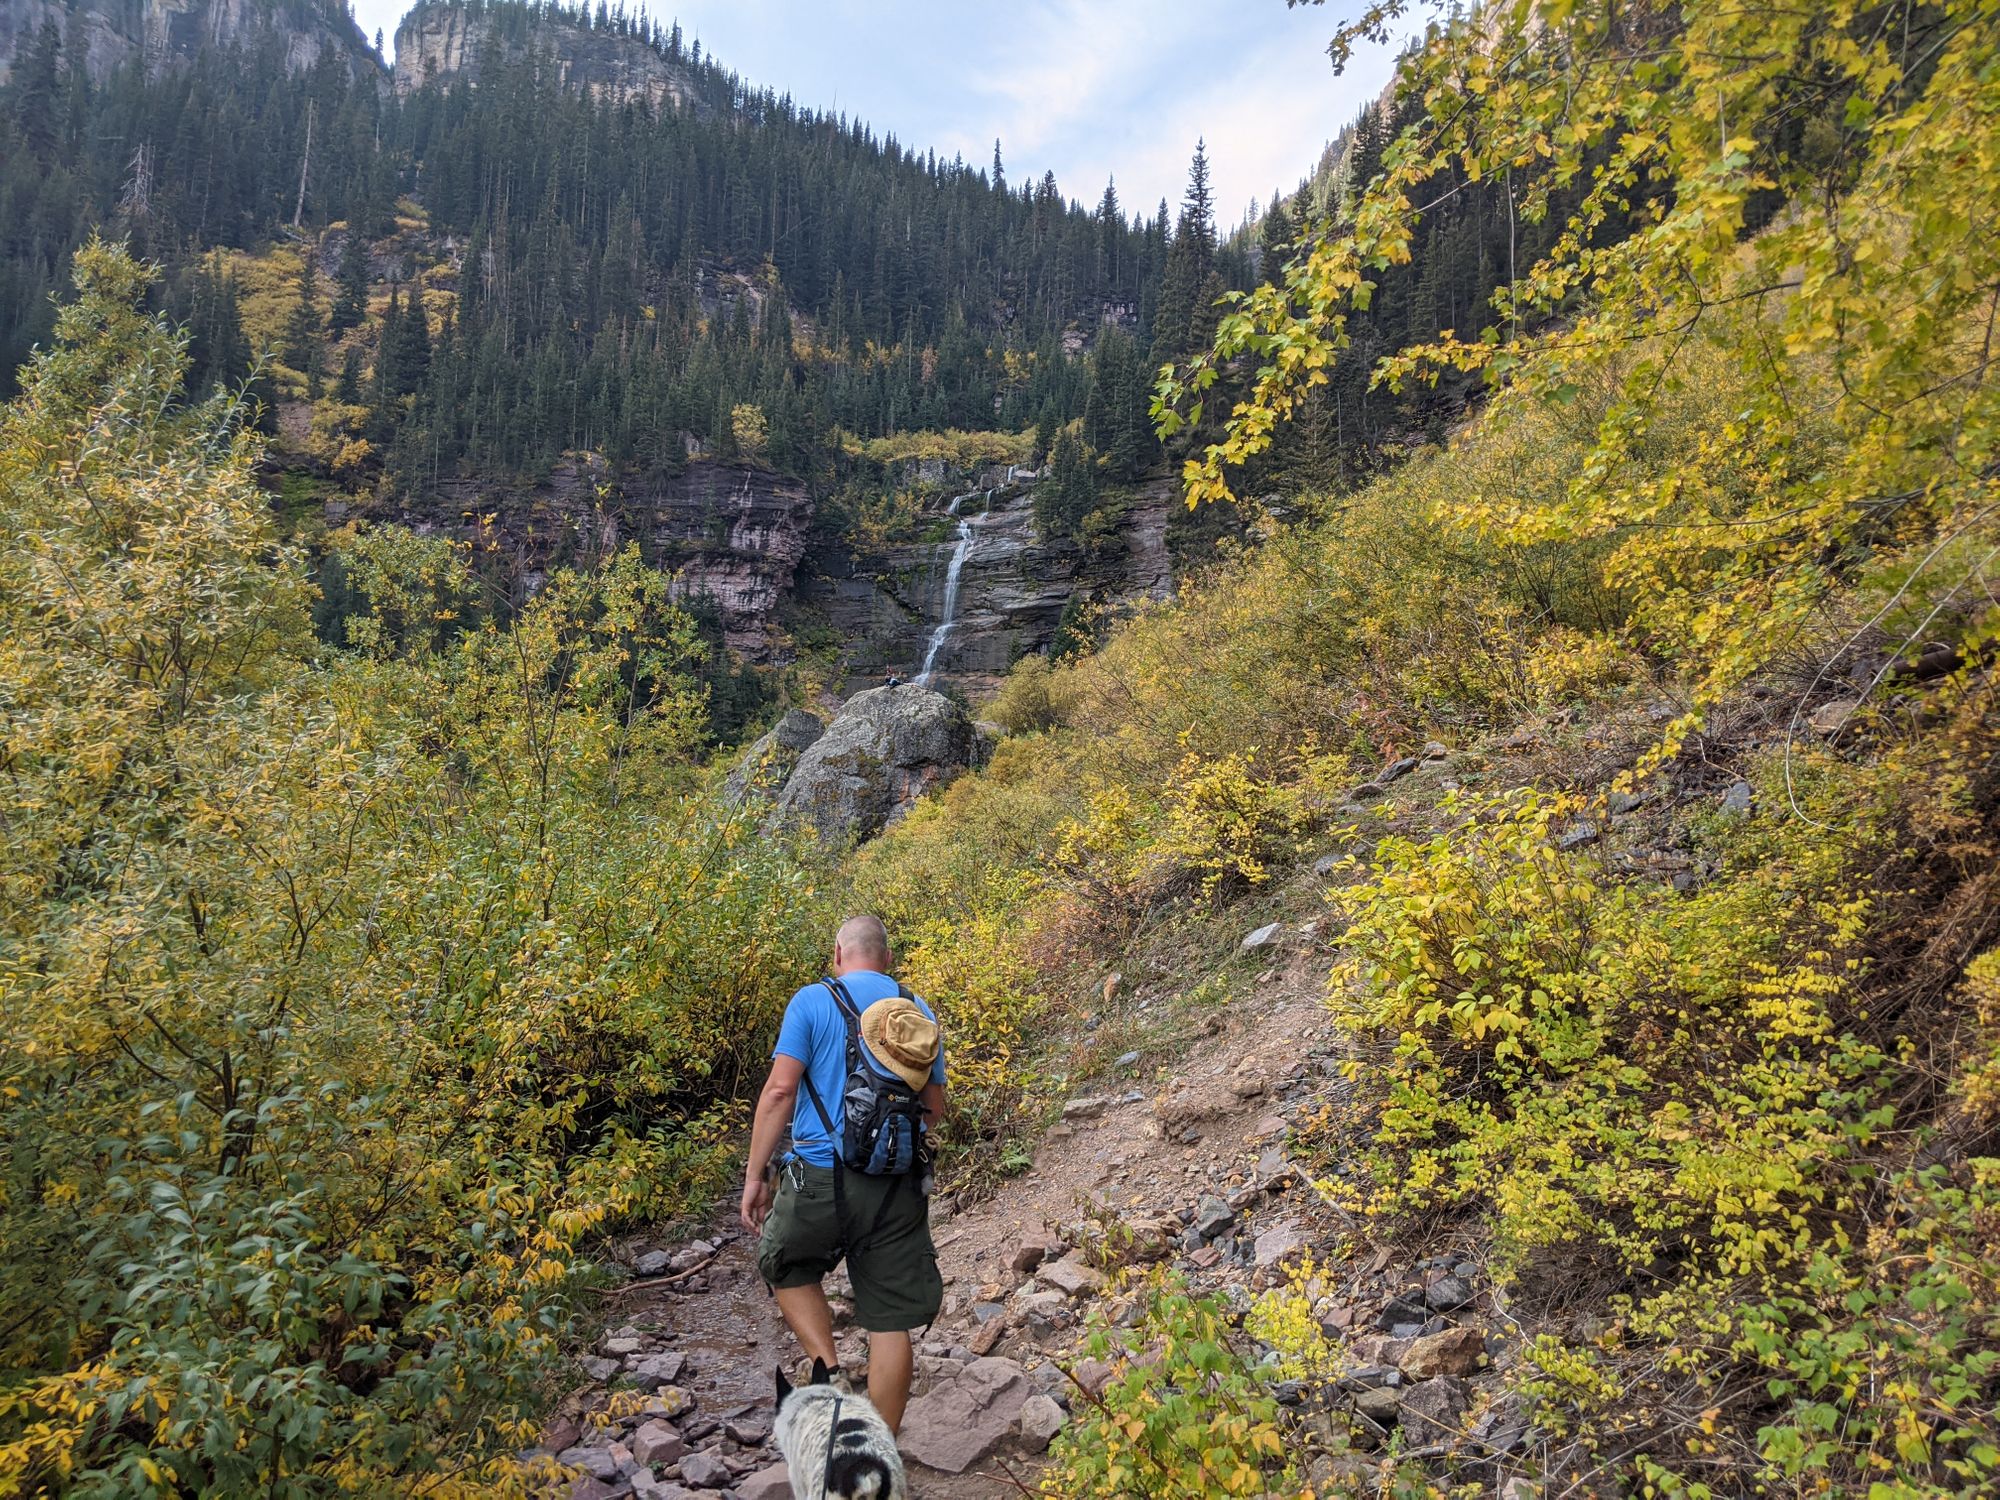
[409,456,810,657]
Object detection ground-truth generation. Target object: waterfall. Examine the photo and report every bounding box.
[916,490,988,687]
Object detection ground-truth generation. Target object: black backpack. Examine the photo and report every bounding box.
[799,978,928,1176]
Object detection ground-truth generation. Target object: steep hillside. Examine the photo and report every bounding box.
[0,0,1250,689]
[0,0,380,84]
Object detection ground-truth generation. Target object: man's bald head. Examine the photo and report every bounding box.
[833,914,892,975]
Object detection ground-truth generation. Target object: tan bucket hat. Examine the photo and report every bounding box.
[860,997,941,1092]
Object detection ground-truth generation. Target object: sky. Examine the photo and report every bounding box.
[347,1,1410,229]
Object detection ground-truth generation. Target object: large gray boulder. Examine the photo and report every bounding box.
[772,686,978,844]
[724,709,825,802]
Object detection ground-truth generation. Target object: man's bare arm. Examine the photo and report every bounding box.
[740,1054,805,1232]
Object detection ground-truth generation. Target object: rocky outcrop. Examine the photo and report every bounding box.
[722,709,822,802]
[798,474,1178,693]
[393,1,700,109]
[0,0,382,84]
[770,687,978,844]
[414,455,811,657]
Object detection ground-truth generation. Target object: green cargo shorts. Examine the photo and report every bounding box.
[756,1159,942,1333]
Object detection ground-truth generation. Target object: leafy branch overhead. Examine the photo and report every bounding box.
[1162,0,2000,696]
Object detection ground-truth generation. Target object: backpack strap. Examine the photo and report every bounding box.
[800,977,861,1139]
[825,977,863,1073]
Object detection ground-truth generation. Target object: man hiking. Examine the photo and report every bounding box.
[740,914,945,1434]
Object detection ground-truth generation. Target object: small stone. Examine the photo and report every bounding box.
[603,1336,643,1357]
[676,1450,733,1489]
[1318,1305,1354,1334]
[632,1352,686,1384]
[629,1474,693,1500]
[631,1421,685,1467]
[967,1318,1007,1356]
[579,1356,620,1382]
[1253,1225,1307,1269]
[650,1387,692,1418]
[669,1240,715,1274]
[1499,1480,1539,1500]
[735,1464,793,1500]
[1397,1375,1469,1437]
[1008,1236,1050,1274]
[1016,1392,1066,1451]
[724,1414,771,1447]
[1194,1195,1236,1239]
[1373,1296,1427,1331]
[1556,821,1600,851]
[1313,851,1343,877]
[1378,756,1420,784]
[1399,1325,1488,1379]
[1240,922,1284,952]
[1072,1358,1116,1396]
[1353,1386,1402,1425]
[557,1445,623,1481]
[1608,790,1645,815]
[567,1479,625,1500]
[1040,1257,1106,1297]
[1336,1364,1402,1393]
[1720,780,1754,816]
[1189,1245,1222,1269]
[1115,1050,1141,1068]
[634,1250,672,1277]
[1102,971,1123,1003]
[973,1299,1008,1323]
[1062,1095,1110,1120]
[1453,1261,1479,1278]
[1421,741,1450,760]
[1348,781,1389,802]
[1013,1289,1068,1326]
[1425,1275,1473,1312]
[1809,698,1861,736]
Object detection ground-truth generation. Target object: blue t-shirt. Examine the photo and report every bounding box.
[774,970,945,1168]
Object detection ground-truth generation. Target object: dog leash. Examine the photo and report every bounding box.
[821,1394,842,1498]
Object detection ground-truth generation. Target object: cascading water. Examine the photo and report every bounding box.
[915,490,987,687]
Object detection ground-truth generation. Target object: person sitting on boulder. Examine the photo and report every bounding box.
[885,673,902,689]
[741,914,945,1434]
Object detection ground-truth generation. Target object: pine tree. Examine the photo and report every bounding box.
[1154,143,1220,366]
[374,287,402,404]
[284,254,325,397]
[330,227,369,333]
[333,343,363,404]
[397,288,431,393]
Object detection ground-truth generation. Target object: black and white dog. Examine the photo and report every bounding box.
[772,1360,907,1500]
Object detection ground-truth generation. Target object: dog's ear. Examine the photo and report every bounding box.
[775,1365,793,1404]
[810,1357,833,1386]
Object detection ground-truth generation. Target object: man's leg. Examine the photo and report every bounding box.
[772,1282,839,1371]
[866,1329,914,1433]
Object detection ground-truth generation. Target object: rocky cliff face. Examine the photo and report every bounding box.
[799,476,1178,693]
[0,0,382,84]
[338,446,1177,682]
[392,2,699,109]
[399,455,810,657]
